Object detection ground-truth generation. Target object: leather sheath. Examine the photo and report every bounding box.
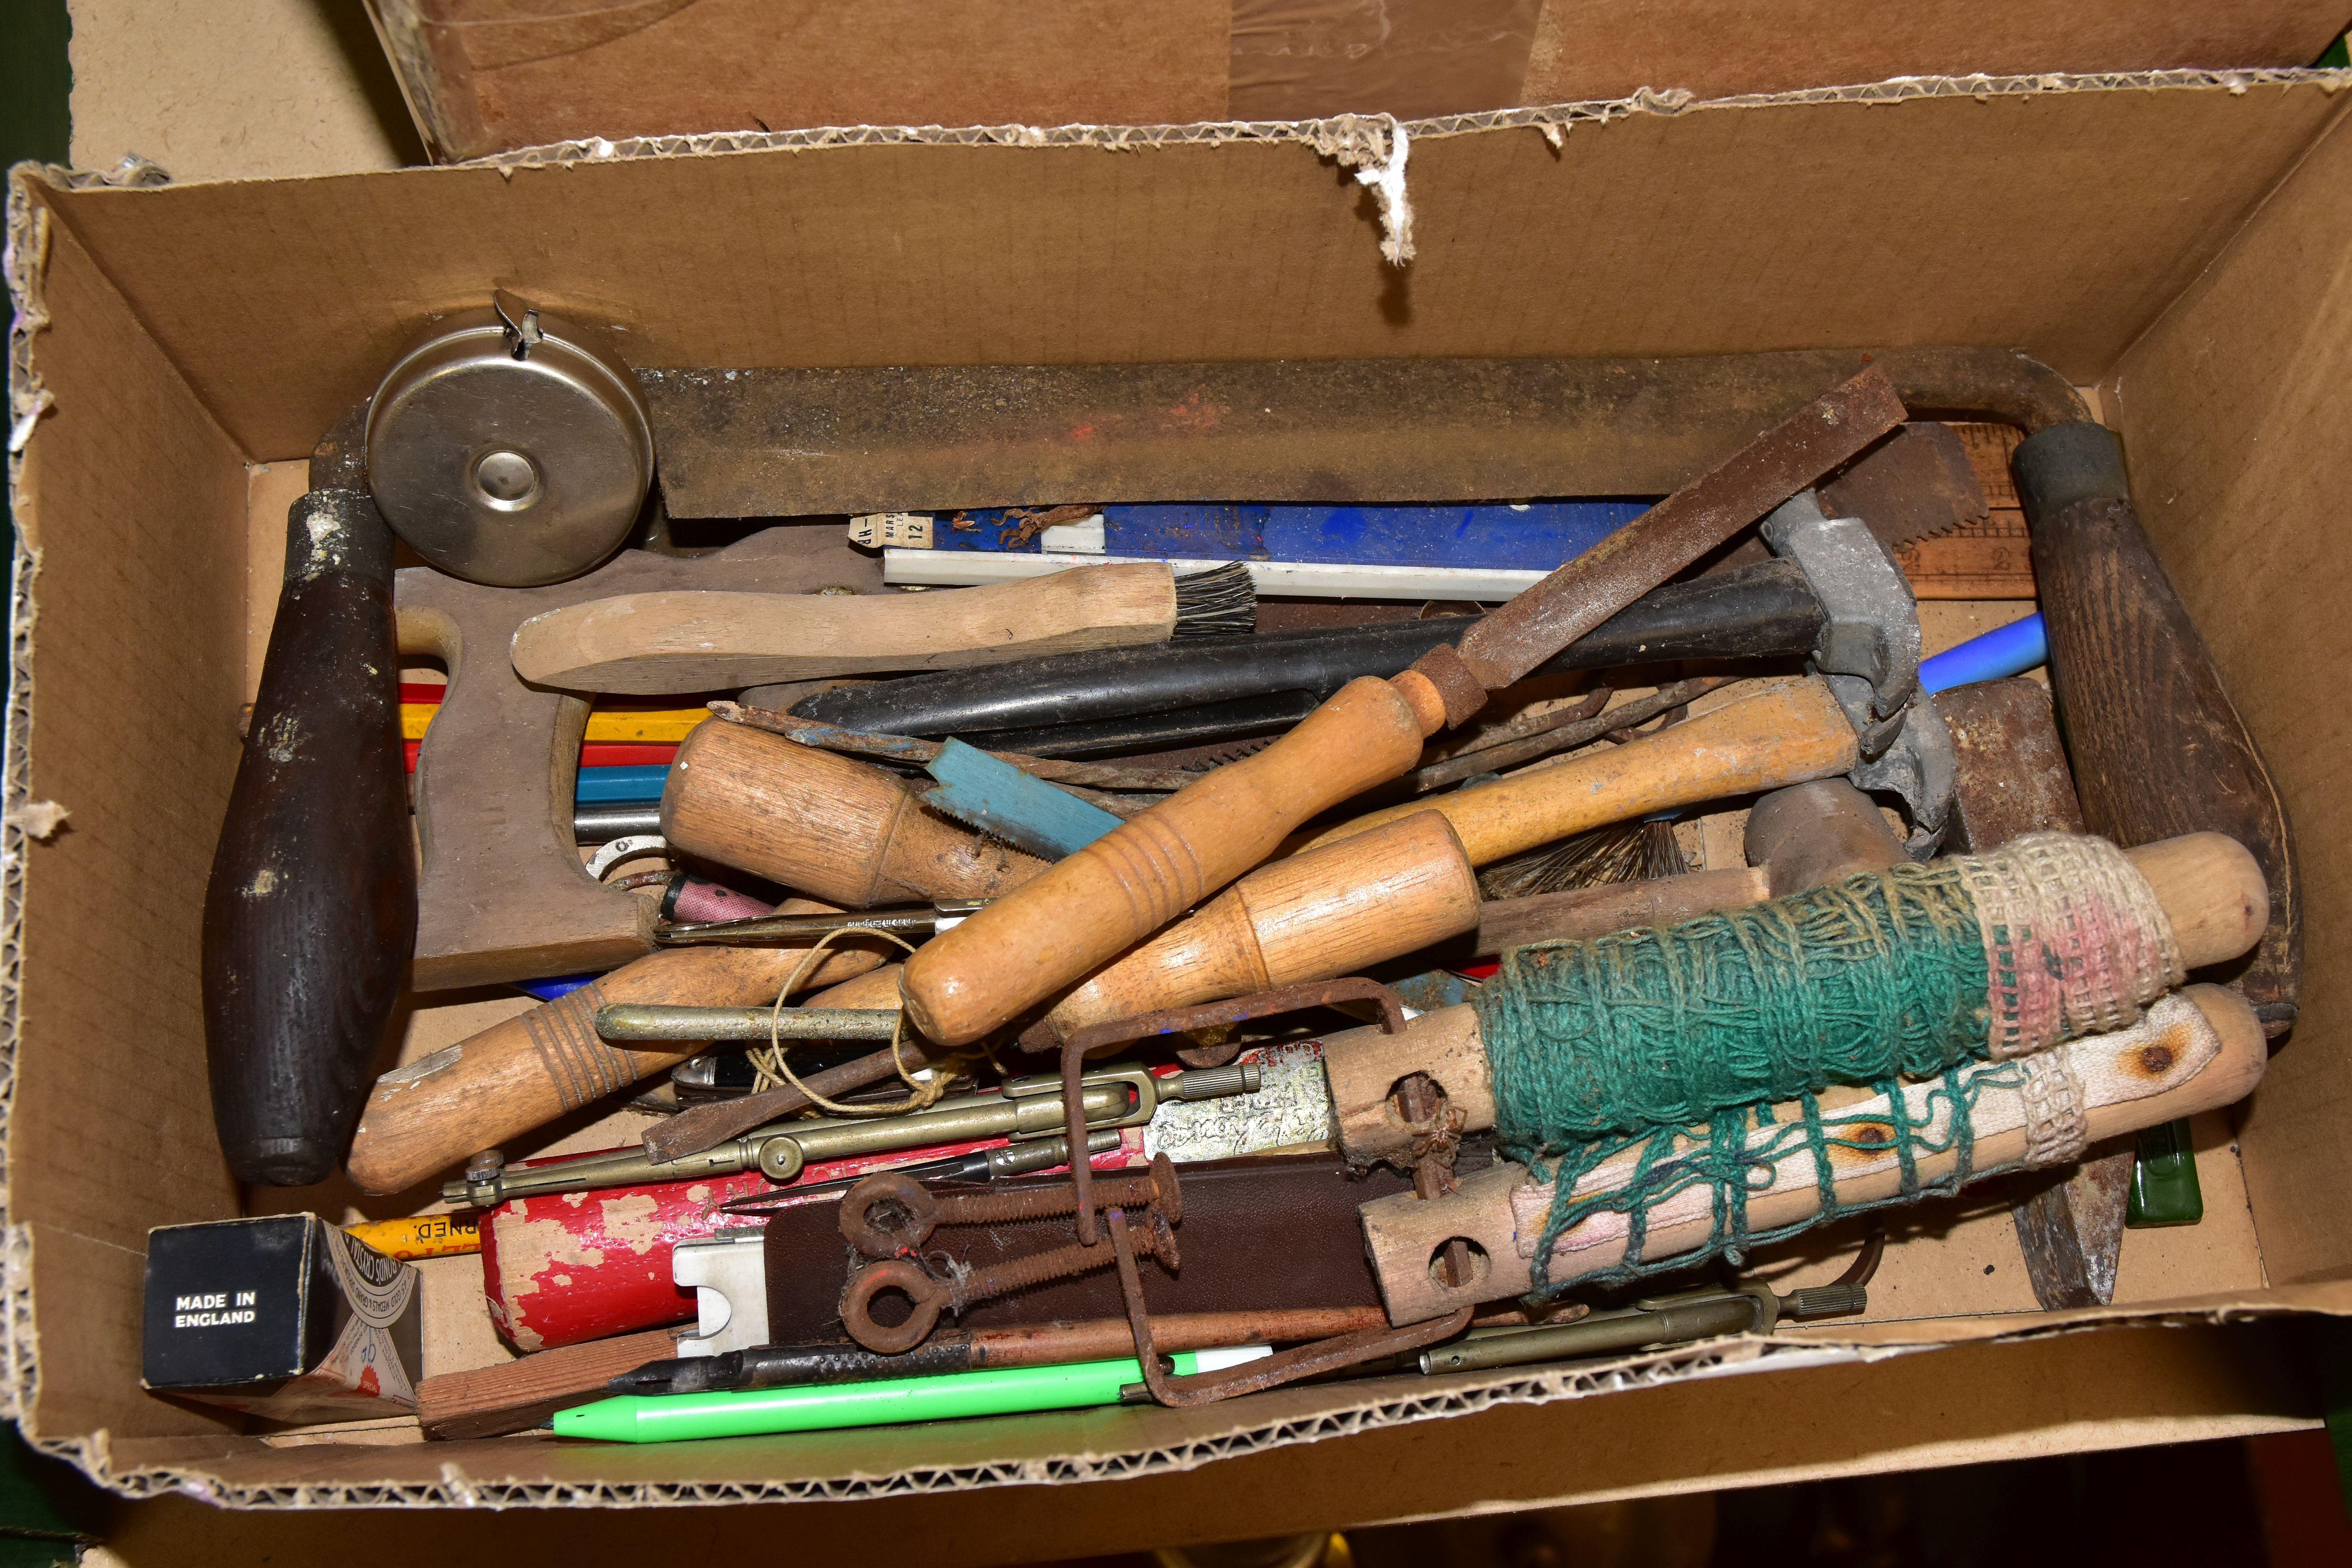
[762,1152,1420,1341]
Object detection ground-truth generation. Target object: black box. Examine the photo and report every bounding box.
[142,1214,421,1425]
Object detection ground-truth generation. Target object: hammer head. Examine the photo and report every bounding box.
[1762,492,1954,855]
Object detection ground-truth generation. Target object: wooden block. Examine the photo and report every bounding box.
[395,526,880,991]
[417,1328,679,1440]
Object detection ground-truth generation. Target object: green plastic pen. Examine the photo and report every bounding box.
[554,1347,1268,1442]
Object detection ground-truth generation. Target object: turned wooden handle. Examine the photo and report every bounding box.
[511,563,1179,694]
[902,675,1438,1045]
[1301,676,1859,864]
[1047,811,1480,1040]
[344,912,883,1194]
[1363,983,2267,1318]
[663,720,1049,907]
[1320,831,2268,1171]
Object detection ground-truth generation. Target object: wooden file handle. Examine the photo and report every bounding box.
[2020,426,2300,1033]
[510,562,1181,694]
[344,909,883,1194]
[1363,983,2267,1319]
[1323,830,2268,1168]
[1300,676,1859,864]
[663,719,1050,907]
[1046,811,1480,1040]
[203,456,417,1185]
[902,675,1442,1046]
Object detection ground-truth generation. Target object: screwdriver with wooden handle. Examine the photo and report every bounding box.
[899,367,1910,1047]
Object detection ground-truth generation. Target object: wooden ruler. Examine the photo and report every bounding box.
[1898,423,2036,600]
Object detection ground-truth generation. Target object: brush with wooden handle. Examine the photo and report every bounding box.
[662,719,1051,907]
[1361,982,2266,1322]
[344,916,887,1194]
[510,561,1256,694]
[898,367,1910,1048]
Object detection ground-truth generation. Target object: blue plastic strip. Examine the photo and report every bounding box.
[922,738,1122,860]
[574,764,671,804]
[512,973,598,1002]
[1918,613,2048,693]
[928,501,1653,569]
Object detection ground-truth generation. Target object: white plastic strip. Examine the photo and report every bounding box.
[883,548,1544,602]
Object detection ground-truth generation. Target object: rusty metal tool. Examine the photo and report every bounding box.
[840,1157,1183,1353]
[1942,677,2135,1307]
[898,368,1909,1052]
[840,1153,1178,1257]
[1106,1201,1474,1408]
[203,403,416,1185]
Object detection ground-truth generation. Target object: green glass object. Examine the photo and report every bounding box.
[555,1349,1229,1443]
[2124,1117,2205,1227]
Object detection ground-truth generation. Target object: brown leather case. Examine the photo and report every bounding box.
[760,1152,1418,1342]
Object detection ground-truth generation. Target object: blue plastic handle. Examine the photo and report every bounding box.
[1919,613,2047,694]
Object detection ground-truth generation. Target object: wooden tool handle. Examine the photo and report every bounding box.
[510,563,1179,694]
[203,485,417,1186]
[663,719,1049,907]
[1302,676,1858,864]
[344,915,882,1194]
[1364,983,2266,1319]
[1325,830,2265,1169]
[1047,811,1480,1040]
[2020,424,2299,1031]
[902,675,1437,1045]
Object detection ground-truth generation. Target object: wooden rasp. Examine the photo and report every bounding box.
[898,367,1909,1047]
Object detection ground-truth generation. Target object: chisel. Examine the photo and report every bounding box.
[898,367,1910,1047]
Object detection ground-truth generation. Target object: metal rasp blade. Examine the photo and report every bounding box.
[1818,421,1989,550]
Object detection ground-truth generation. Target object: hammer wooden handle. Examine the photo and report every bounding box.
[902,675,1439,1045]
[1301,676,1858,864]
[664,720,1049,907]
[344,909,882,1194]
[1046,811,1480,1040]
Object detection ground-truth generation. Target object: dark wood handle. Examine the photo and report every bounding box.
[2019,422,2300,1033]
[202,488,416,1184]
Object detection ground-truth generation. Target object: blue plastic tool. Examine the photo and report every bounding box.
[921,738,1122,859]
[933,501,1650,571]
[1918,613,2047,694]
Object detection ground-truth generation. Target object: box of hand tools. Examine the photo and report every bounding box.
[7,8,2352,1527]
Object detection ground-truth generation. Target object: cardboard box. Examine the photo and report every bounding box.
[361,0,2352,161]
[7,66,2352,1516]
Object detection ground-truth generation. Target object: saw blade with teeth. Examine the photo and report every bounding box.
[1818,420,1990,550]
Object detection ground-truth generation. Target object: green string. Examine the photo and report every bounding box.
[1516,1064,2026,1298]
[1477,860,1993,1146]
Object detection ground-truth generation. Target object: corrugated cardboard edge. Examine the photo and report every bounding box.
[4,69,2351,1506]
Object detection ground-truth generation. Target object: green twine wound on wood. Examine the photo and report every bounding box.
[1477,860,1995,1154]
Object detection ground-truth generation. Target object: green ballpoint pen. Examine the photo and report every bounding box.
[554,1347,1269,1443]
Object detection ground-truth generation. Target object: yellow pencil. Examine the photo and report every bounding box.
[401,704,710,744]
[347,1212,481,1261]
